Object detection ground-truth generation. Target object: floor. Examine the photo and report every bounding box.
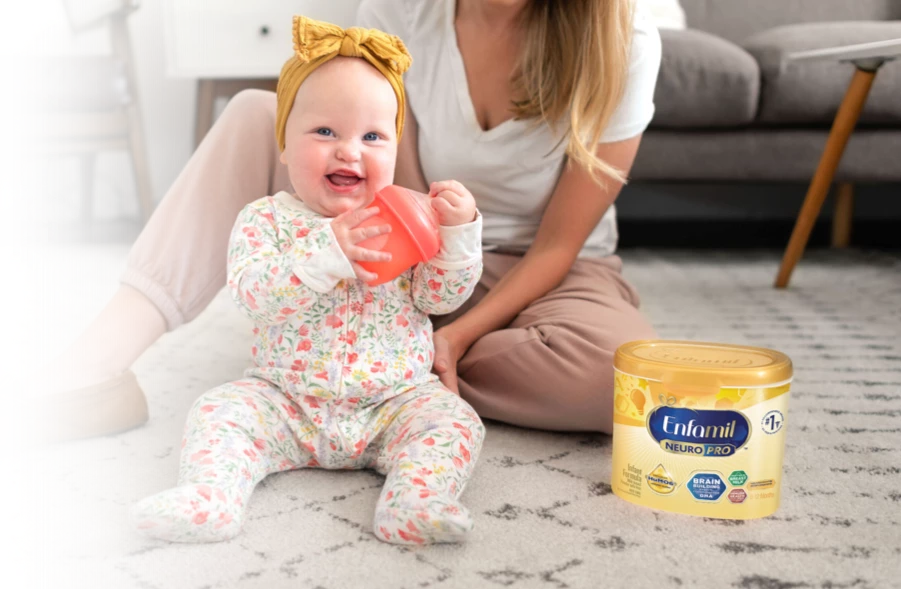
[6,244,901,589]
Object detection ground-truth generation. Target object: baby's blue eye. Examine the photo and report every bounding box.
[363,132,380,141]
[316,128,333,136]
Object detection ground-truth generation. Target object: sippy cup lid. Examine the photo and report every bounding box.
[374,186,441,262]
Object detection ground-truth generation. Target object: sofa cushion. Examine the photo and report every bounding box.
[743,21,901,126]
[680,0,901,44]
[652,29,760,128]
[631,129,901,182]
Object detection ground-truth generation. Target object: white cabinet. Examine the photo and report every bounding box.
[164,0,363,78]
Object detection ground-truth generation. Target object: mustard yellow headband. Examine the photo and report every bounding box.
[275,16,413,151]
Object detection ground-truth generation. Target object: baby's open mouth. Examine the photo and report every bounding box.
[326,171,362,187]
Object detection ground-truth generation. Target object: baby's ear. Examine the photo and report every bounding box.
[279,151,287,165]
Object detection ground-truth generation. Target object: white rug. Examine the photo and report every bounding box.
[9,248,901,589]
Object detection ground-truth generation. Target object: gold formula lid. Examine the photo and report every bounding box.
[614,340,792,393]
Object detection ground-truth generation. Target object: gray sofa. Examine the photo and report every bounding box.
[632,0,901,182]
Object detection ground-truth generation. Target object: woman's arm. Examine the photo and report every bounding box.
[393,103,429,194]
[434,135,644,390]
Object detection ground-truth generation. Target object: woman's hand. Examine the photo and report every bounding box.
[330,206,392,283]
[433,326,467,395]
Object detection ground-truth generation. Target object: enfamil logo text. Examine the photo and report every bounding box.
[647,406,751,457]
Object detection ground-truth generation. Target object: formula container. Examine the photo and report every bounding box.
[356,185,441,286]
[611,340,793,519]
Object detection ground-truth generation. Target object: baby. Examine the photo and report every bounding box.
[131,17,485,546]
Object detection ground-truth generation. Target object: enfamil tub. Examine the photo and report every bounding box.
[611,340,793,519]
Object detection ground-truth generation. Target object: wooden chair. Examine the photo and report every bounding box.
[38,0,153,223]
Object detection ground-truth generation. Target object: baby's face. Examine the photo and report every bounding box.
[280,57,398,217]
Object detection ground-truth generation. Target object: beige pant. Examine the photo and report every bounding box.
[125,90,657,433]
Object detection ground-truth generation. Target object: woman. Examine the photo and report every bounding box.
[51,0,661,440]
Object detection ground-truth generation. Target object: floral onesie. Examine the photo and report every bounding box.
[131,191,485,545]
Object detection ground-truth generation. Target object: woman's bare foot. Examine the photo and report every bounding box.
[21,285,166,398]
[47,353,125,394]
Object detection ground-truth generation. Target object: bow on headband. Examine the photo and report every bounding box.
[276,15,413,151]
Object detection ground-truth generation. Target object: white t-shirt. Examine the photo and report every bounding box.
[642,0,687,30]
[356,0,661,258]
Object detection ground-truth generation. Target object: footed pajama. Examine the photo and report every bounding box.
[131,377,484,545]
[133,192,484,545]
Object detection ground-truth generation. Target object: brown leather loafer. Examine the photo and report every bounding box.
[18,370,149,449]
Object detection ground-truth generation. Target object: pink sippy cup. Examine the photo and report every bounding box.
[356,185,441,286]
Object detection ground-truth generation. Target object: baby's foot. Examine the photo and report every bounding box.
[131,484,243,543]
[373,498,473,545]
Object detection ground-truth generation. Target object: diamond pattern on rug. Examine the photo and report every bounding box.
[16,249,900,589]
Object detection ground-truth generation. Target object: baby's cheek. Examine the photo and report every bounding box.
[286,148,323,191]
[370,153,397,190]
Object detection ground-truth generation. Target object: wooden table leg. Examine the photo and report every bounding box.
[774,68,877,288]
[831,182,854,248]
[195,79,216,149]
[112,12,155,222]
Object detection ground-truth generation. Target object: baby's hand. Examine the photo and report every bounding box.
[428,180,477,226]
[331,206,392,283]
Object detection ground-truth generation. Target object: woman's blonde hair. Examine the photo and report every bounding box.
[512,0,634,186]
